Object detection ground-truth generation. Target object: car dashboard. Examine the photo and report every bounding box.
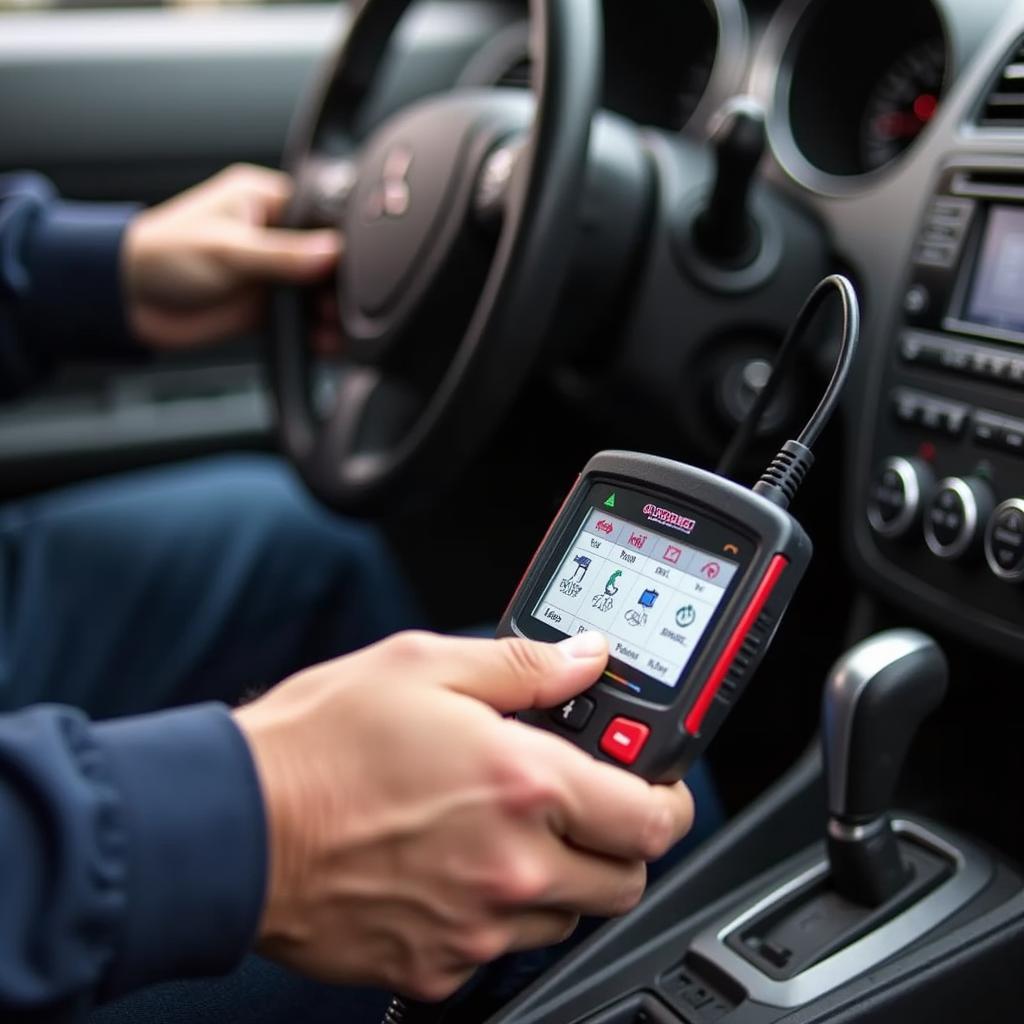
[2,2,1024,1022]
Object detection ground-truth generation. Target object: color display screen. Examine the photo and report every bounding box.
[531,506,739,688]
[965,204,1024,334]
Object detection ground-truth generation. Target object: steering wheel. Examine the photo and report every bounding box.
[272,0,601,514]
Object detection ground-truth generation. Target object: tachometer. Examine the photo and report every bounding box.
[860,38,946,172]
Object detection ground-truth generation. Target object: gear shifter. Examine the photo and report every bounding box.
[822,629,948,906]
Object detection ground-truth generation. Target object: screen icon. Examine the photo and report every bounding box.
[570,555,592,581]
[604,570,622,596]
[638,588,659,609]
[594,518,614,535]
[664,544,682,564]
[700,561,721,580]
[675,604,697,628]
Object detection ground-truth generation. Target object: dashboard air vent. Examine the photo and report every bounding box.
[979,38,1024,127]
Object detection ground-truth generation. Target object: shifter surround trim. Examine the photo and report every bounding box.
[688,818,992,1008]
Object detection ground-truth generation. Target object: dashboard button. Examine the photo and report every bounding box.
[916,242,956,267]
[599,717,650,765]
[943,406,968,436]
[867,457,933,539]
[899,331,943,365]
[923,476,994,560]
[974,414,1001,448]
[985,499,1024,583]
[1005,426,1024,452]
[903,286,930,316]
[973,411,1024,455]
[892,391,921,425]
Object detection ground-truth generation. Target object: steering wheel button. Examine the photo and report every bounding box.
[599,717,650,765]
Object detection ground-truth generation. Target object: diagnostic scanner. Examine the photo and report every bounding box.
[499,274,858,783]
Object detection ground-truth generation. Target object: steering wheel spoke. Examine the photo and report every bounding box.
[313,364,419,477]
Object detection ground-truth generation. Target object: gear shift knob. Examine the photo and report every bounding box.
[822,629,947,904]
[823,628,947,822]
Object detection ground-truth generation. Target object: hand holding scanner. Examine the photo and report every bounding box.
[499,275,859,782]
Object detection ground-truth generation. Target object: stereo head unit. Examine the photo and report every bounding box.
[906,163,1024,347]
[860,158,1024,661]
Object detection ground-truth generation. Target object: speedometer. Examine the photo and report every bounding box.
[860,38,946,172]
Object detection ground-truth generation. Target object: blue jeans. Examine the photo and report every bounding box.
[0,454,421,718]
[0,453,722,1022]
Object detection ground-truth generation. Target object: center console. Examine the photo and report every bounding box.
[861,156,1024,656]
[484,631,1024,1024]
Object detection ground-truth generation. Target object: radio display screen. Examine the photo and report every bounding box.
[965,205,1024,334]
[531,506,739,689]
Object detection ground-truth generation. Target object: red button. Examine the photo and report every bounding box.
[599,717,650,765]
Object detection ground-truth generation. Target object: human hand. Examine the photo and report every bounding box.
[123,164,341,350]
[233,631,694,1001]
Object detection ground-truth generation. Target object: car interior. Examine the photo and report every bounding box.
[2,0,1024,1020]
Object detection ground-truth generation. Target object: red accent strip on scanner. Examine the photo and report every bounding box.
[683,554,788,735]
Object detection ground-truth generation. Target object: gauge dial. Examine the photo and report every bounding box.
[860,38,946,172]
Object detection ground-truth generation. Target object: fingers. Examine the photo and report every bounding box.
[389,631,609,713]
[131,291,265,350]
[538,841,648,917]
[532,733,695,861]
[505,909,580,953]
[210,163,294,224]
[219,227,341,283]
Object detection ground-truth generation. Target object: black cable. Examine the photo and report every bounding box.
[715,273,860,481]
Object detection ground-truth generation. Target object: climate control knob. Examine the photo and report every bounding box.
[923,476,994,560]
[985,498,1024,582]
[867,456,933,539]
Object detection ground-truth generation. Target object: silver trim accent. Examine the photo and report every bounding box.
[747,0,955,198]
[689,819,991,1009]
[827,816,888,843]
[942,316,1024,348]
[923,477,978,560]
[984,497,1024,582]
[823,629,936,816]
[867,457,921,539]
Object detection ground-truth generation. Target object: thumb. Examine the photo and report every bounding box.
[221,227,341,283]
[435,632,609,713]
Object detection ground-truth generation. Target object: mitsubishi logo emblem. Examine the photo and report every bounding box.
[364,145,412,221]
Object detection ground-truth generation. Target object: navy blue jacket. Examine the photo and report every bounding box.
[0,174,267,1018]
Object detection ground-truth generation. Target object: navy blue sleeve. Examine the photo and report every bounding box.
[0,173,141,397]
[0,703,267,1019]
